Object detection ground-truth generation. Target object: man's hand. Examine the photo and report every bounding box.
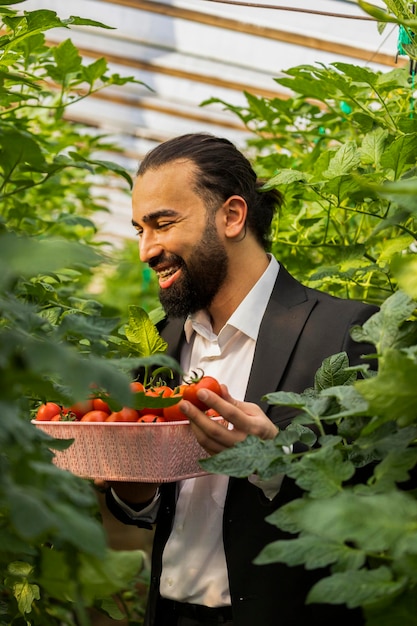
[180,385,278,455]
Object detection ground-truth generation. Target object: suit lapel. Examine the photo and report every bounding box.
[245,266,317,411]
[160,317,186,386]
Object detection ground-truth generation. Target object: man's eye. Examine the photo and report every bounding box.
[156,222,173,230]
[134,229,142,237]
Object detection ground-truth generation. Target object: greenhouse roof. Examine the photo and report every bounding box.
[17,0,406,241]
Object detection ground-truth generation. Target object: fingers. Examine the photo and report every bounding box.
[179,399,246,455]
[193,388,278,440]
[180,387,278,456]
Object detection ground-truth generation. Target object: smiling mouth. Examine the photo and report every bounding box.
[155,265,182,288]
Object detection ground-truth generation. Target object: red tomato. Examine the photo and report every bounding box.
[183,376,222,410]
[106,407,140,422]
[137,414,165,423]
[162,394,186,422]
[92,397,111,414]
[205,408,221,417]
[36,402,61,421]
[80,410,109,422]
[130,381,145,393]
[66,400,94,419]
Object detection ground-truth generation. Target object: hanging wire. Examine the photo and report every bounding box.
[202,0,376,20]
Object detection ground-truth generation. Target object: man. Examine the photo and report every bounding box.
[105,133,378,626]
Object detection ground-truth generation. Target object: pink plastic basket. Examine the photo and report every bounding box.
[32,419,225,482]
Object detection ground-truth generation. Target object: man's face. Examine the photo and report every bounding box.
[132,160,229,317]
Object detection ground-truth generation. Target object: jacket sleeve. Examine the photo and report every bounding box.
[104,487,160,530]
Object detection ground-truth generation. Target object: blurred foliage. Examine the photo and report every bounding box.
[96,239,161,322]
[0,3,165,625]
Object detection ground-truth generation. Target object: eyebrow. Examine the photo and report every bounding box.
[131,209,179,228]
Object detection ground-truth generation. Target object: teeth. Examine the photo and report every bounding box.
[157,267,177,278]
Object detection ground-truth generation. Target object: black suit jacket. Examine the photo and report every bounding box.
[108,266,379,626]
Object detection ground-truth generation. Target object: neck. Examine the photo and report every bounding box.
[208,248,270,334]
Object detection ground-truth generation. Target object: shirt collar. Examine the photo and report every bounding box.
[184,255,279,342]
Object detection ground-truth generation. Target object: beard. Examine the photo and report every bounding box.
[157,220,229,318]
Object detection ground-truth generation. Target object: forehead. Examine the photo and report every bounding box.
[133,159,198,207]
[131,160,208,229]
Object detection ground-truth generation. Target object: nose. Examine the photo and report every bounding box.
[138,229,162,264]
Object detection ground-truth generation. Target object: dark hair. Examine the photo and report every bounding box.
[137,133,283,250]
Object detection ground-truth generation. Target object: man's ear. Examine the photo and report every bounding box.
[220,195,247,240]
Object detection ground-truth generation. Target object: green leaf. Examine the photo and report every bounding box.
[380,136,417,177]
[285,446,355,498]
[262,390,307,409]
[357,349,417,430]
[0,128,45,175]
[82,57,108,85]
[350,290,416,354]
[265,389,331,423]
[65,16,115,29]
[255,534,365,570]
[314,352,354,390]
[332,62,381,88]
[365,589,417,626]
[124,305,167,357]
[9,487,57,539]
[68,152,133,188]
[392,255,417,299]
[0,233,101,282]
[38,548,75,601]
[13,580,40,615]
[375,177,417,215]
[266,490,417,551]
[50,501,106,556]
[322,142,361,179]
[99,597,126,620]
[39,547,143,604]
[307,566,407,608]
[373,448,417,490]
[321,385,369,418]
[263,169,308,186]
[200,435,289,479]
[360,128,389,166]
[378,235,415,262]
[51,38,82,78]
[25,9,63,31]
[79,549,144,603]
[358,1,401,24]
[276,422,317,448]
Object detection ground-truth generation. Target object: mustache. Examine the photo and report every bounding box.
[148,252,183,269]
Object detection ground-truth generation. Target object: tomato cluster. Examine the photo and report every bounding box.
[35,375,222,424]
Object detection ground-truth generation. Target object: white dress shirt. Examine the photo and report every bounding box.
[115,256,279,607]
[160,256,279,606]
